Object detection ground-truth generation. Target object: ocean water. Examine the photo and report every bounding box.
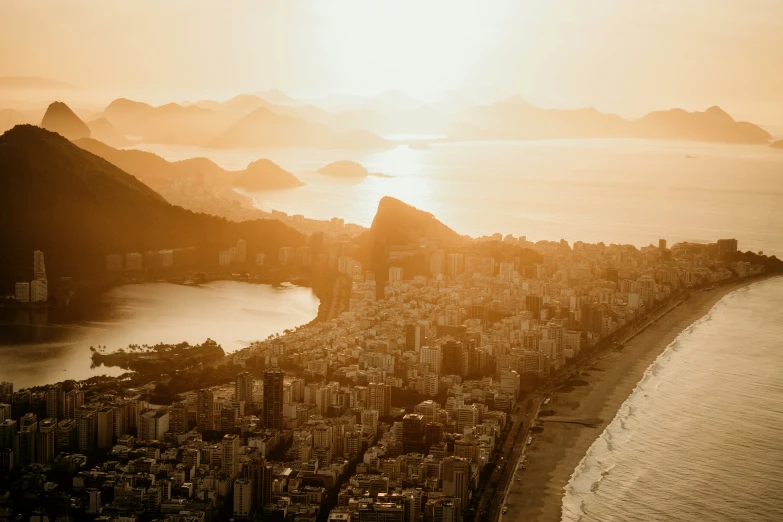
[561,276,783,521]
[136,139,783,256]
[0,281,318,389]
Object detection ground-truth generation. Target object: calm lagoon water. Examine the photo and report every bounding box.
[0,281,318,389]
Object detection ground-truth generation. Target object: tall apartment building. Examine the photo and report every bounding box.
[222,434,240,478]
[196,389,215,432]
[263,369,284,430]
[368,382,391,418]
[235,372,254,404]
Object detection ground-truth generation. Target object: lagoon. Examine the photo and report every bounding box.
[0,281,319,389]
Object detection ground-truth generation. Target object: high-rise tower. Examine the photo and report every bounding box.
[263,369,284,430]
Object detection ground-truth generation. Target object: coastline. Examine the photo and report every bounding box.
[505,276,775,522]
[0,278,328,391]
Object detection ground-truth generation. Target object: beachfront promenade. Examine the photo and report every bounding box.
[492,277,770,521]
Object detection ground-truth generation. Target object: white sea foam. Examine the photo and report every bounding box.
[560,281,769,522]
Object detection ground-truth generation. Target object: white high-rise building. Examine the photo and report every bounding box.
[31,279,48,303]
[499,262,513,282]
[446,254,464,277]
[414,400,438,425]
[139,409,169,442]
[361,409,379,434]
[33,250,46,279]
[15,282,30,303]
[279,247,295,266]
[420,345,442,375]
[544,320,565,361]
[429,250,445,276]
[222,434,240,478]
[233,478,252,518]
[389,266,403,284]
[456,404,479,434]
[159,250,174,267]
[499,368,520,395]
[423,374,439,397]
[442,457,471,511]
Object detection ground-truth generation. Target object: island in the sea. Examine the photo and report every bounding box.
[317,160,369,178]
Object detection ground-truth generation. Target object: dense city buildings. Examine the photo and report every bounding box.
[0,235,764,521]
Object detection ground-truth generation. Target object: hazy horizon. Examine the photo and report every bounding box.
[2,1,783,124]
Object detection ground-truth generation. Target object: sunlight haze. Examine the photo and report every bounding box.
[2,0,783,122]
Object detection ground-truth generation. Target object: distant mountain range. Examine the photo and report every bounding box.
[101,96,393,150]
[455,100,772,144]
[208,106,392,150]
[0,125,304,288]
[4,90,777,153]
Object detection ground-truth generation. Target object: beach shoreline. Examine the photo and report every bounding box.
[504,276,776,522]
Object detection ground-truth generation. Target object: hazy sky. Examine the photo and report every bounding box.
[2,0,783,122]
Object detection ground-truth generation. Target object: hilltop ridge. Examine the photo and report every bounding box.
[0,125,304,287]
[73,138,303,192]
[40,101,90,140]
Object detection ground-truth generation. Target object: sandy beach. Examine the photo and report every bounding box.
[504,278,767,522]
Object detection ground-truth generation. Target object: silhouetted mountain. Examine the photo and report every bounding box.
[105,98,155,115]
[770,140,783,149]
[456,103,771,144]
[318,160,368,178]
[73,138,303,192]
[87,118,130,147]
[196,94,270,114]
[234,159,305,190]
[209,106,392,149]
[354,197,463,297]
[101,97,391,150]
[40,101,90,140]
[458,102,626,140]
[369,197,462,246]
[631,106,771,143]
[103,98,236,145]
[0,125,304,288]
